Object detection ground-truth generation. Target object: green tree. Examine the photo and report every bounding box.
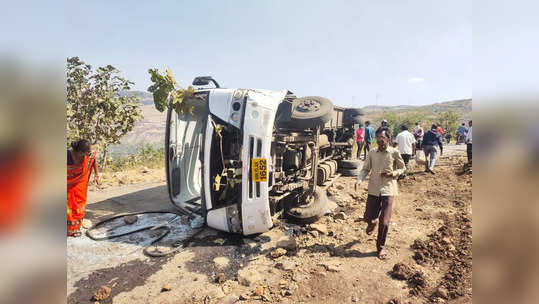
[383,111,429,139]
[67,57,143,167]
[436,110,460,136]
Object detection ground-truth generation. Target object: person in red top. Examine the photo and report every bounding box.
[436,123,444,136]
[356,124,364,159]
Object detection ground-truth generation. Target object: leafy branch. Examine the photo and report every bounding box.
[147,68,195,115]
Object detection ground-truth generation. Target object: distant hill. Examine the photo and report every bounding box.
[362,98,472,123]
[108,91,164,156]
[119,90,154,105]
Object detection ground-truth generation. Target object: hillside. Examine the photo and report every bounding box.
[119,90,154,105]
[362,98,472,122]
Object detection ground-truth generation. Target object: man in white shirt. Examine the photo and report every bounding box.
[465,120,472,164]
[396,125,416,177]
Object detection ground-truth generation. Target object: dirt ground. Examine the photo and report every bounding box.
[68,144,472,304]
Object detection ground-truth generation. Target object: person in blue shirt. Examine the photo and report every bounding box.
[422,124,444,174]
[457,123,468,144]
[362,121,375,160]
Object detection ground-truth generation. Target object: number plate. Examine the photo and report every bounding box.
[251,158,267,182]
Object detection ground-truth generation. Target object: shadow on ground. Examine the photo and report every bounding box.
[85,185,172,220]
[68,258,170,304]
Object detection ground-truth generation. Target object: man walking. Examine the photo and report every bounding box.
[423,124,444,174]
[457,123,468,144]
[396,125,416,177]
[466,120,472,164]
[355,126,405,260]
[413,122,424,151]
[356,124,364,159]
[362,121,374,160]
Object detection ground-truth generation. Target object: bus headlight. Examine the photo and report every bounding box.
[230,112,241,123]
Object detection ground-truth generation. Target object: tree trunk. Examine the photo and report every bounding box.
[101,145,108,170]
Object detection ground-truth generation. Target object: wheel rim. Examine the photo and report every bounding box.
[296,99,320,112]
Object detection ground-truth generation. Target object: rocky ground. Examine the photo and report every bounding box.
[68,144,471,304]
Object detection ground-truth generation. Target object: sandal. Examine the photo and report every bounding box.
[68,230,82,237]
[378,249,388,260]
[366,219,378,235]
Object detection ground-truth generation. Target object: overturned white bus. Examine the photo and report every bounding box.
[165,77,363,235]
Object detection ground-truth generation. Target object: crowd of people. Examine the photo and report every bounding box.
[354,119,472,170]
[353,119,472,259]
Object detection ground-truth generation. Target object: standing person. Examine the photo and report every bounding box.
[354,126,405,260]
[396,125,416,177]
[356,124,364,159]
[413,122,424,151]
[457,123,468,144]
[465,120,472,164]
[362,121,375,160]
[436,123,444,136]
[423,124,444,174]
[67,139,99,237]
[445,133,452,144]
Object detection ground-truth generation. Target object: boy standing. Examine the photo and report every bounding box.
[362,121,375,160]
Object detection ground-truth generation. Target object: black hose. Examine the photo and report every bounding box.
[86,209,205,257]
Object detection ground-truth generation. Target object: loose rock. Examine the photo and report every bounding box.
[389,263,414,280]
[93,285,111,301]
[333,212,347,220]
[82,219,92,229]
[310,223,328,235]
[238,268,263,286]
[208,287,225,299]
[216,272,226,284]
[254,285,264,296]
[326,200,338,213]
[270,248,287,258]
[292,272,308,282]
[436,286,449,299]
[124,215,138,225]
[275,261,296,271]
[222,285,230,294]
[276,237,297,251]
[161,285,172,292]
[214,257,230,269]
[318,260,342,272]
[221,294,239,304]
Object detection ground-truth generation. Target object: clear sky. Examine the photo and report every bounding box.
[47,1,473,107]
